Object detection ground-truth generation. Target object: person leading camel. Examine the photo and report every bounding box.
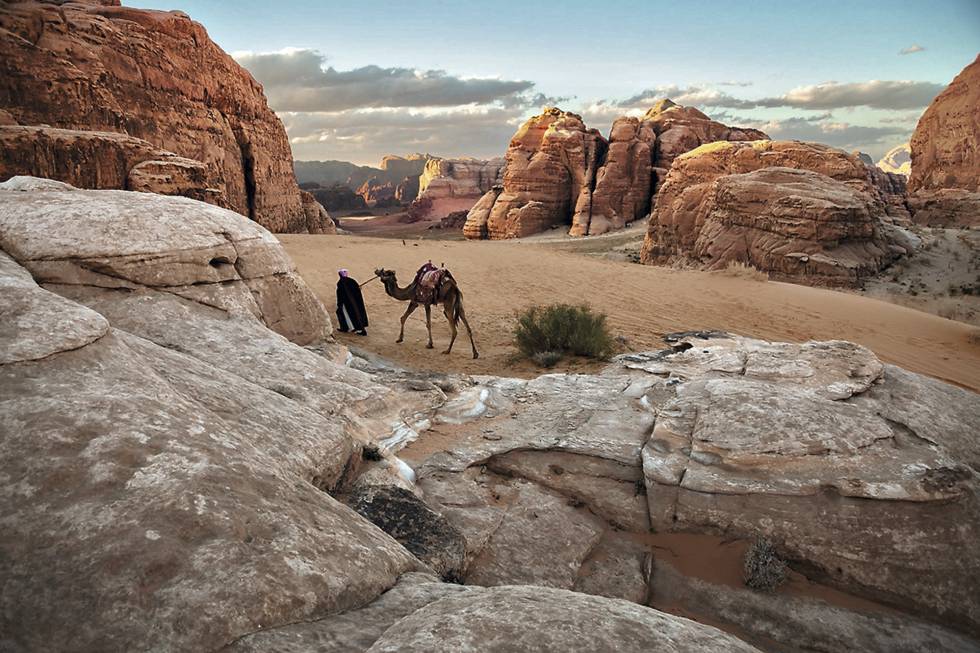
[374,263,478,359]
[336,269,368,335]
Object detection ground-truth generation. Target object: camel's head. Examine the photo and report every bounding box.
[374,268,396,284]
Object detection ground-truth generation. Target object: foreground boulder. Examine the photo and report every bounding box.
[0,177,331,344]
[404,333,980,650]
[1,179,771,652]
[0,0,309,231]
[640,140,908,285]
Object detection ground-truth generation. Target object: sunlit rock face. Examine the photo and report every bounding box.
[877,143,911,177]
[0,0,310,231]
[906,55,980,227]
[639,140,912,286]
[464,101,768,239]
[909,54,980,194]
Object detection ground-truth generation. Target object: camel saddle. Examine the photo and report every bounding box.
[413,263,447,305]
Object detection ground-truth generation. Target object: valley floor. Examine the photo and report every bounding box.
[279,234,980,393]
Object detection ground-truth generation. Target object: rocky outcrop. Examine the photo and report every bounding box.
[418,157,506,200]
[357,177,399,207]
[906,55,980,227]
[1,177,780,652]
[909,54,980,194]
[0,125,222,205]
[464,108,607,239]
[644,99,770,170]
[877,143,911,176]
[307,182,368,211]
[0,177,332,344]
[572,116,656,236]
[640,140,907,286]
[0,0,309,231]
[907,189,980,228]
[465,102,768,239]
[395,174,420,203]
[405,333,980,649]
[300,190,338,234]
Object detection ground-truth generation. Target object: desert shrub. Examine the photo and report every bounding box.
[743,538,787,592]
[531,351,563,368]
[515,304,614,365]
[719,260,768,281]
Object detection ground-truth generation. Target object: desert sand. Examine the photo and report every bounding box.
[279,233,980,393]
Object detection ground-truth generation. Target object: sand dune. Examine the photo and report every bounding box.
[279,234,980,393]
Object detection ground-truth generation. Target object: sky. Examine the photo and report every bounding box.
[129,0,980,166]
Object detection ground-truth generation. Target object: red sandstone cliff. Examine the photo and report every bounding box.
[0,0,326,233]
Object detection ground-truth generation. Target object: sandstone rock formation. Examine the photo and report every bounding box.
[877,143,911,176]
[0,125,222,205]
[300,190,338,234]
[395,174,420,203]
[0,0,309,231]
[357,177,399,207]
[0,177,332,344]
[644,98,769,170]
[1,177,783,652]
[464,108,607,239]
[306,182,368,211]
[294,154,432,197]
[418,157,506,200]
[640,140,908,285]
[404,333,980,650]
[909,54,980,194]
[905,55,980,227]
[465,103,768,239]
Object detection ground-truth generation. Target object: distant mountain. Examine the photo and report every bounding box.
[877,144,911,177]
[294,154,432,191]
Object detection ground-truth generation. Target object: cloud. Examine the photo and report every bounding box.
[613,80,942,112]
[899,44,925,55]
[281,106,523,164]
[235,48,535,112]
[724,115,913,159]
[754,80,942,110]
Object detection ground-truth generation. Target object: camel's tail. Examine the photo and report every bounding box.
[452,289,464,327]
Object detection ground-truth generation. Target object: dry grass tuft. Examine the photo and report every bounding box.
[718,261,769,282]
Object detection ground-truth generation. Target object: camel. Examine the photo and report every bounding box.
[374,266,478,359]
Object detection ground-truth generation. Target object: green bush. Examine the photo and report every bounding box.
[515,304,614,366]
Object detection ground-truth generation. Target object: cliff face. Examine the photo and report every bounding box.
[463,102,768,239]
[0,0,311,232]
[639,140,907,286]
[908,54,980,193]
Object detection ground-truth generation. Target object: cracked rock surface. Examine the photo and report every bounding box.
[407,333,980,648]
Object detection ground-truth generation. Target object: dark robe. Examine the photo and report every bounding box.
[336,276,369,331]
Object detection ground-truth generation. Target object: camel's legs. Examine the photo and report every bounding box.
[397,302,418,343]
[442,300,458,355]
[424,304,434,349]
[458,304,478,359]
